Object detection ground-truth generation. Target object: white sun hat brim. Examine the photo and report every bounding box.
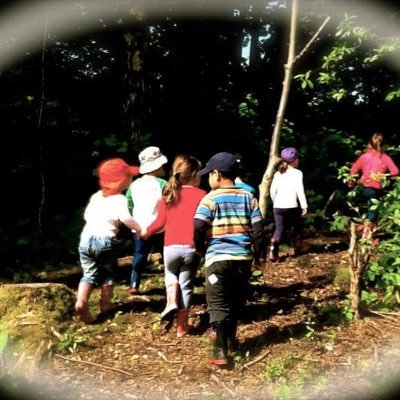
[139,154,168,174]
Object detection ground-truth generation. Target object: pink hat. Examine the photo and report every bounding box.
[98,158,140,196]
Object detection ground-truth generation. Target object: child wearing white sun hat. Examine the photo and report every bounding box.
[126,146,168,294]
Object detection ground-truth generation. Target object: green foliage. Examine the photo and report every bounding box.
[0,331,8,354]
[263,355,295,382]
[56,332,87,353]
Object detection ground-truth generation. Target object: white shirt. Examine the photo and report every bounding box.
[129,175,164,230]
[270,167,308,209]
[80,191,140,240]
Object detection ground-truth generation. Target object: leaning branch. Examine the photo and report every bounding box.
[294,16,331,64]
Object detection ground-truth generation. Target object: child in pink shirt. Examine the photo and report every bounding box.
[349,132,399,236]
[141,155,206,336]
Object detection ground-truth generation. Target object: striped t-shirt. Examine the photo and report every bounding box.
[194,187,262,267]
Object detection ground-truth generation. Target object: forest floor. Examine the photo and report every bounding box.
[2,234,400,400]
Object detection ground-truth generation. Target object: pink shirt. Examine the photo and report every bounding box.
[350,150,399,189]
[146,186,206,246]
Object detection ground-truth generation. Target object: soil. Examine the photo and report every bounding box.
[2,235,400,400]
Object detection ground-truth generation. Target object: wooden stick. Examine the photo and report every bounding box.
[210,373,236,397]
[243,349,271,368]
[54,354,133,377]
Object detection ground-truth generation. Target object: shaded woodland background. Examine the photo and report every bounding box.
[1,0,399,278]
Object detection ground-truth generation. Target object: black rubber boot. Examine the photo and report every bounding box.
[225,319,239,354]
[208,321,228,366]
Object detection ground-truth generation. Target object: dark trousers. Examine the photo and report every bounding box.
[205,259,252,324]
[130,232,164,289]
[272,207,302,242]
[363,187,382,222]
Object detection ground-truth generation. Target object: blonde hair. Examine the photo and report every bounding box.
[163,154,202,204]
[367,132,384,153]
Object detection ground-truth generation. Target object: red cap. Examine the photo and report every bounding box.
[98,158,140,196]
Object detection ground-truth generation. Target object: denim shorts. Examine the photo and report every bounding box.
[78,236,120,286]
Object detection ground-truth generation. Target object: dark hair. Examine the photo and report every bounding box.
[219,170,237,181]
[277,159,289,174]
[163,155,201,204]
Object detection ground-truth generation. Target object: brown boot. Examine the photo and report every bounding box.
[100,284,117,313]
[176,308,193,337]
[75,282,95,324]
[160,283,179,321]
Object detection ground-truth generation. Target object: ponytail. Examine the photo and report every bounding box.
[277,160,289,174]
[367,132,384,153]
[163,154,201,204]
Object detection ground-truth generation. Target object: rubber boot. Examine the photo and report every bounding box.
[208,321,228,366]
[75,282,95,324]
[160,283,179,321]
[225,319,239,354]
[100,284,117,313]
[176,308,193,337]
[268,239,279,262]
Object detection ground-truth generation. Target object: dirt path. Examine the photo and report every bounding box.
[4,236,400,399]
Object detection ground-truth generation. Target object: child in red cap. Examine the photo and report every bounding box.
[76,158,142,323]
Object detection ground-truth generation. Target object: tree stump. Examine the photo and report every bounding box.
[0,283,76,378]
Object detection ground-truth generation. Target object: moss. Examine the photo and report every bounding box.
[0,283,75,352]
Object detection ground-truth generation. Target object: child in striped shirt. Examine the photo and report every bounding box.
[194,152,265,366]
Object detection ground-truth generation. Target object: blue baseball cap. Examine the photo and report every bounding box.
[198,152,241,176]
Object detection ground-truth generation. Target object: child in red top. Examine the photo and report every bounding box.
[349,132,399,237]
[142,155,206,336]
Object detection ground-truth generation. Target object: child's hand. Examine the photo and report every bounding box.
[138,227,149,240]
[301,208,307,216]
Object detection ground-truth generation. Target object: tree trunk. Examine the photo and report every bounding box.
[348,222,371,319]
[123,11,151,143]
[259,0,298,217]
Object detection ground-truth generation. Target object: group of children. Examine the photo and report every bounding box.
[75,132,398,366]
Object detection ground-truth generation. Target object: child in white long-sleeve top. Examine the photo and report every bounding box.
[76,158,142,323]
[269,147,309,262]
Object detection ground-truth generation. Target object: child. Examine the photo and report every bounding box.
[269,147,308,262]
[76,158,142,323]
[141,155,206,336]
[234,154,257,196]
[348,132,399,238]
[126,146,168,294]
[194,152,264,366]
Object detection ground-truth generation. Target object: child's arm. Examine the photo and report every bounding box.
[118,196,141,233]
[141,198,167,239]
[384,154,399,177]
[194,219,209,254]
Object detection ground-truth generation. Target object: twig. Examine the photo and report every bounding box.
[55,354,133,377]
[294,16,331,63]
[157,351,181,364]
[210,373,236,397]
[242,365,266,383]
[369,310,400,318]
[243,349,271,368]
[365,318,385,335]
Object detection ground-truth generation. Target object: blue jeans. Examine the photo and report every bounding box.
[78,236,120,286]
[363,187,382,222]
[130,232,164,289]
[163,245,200,309]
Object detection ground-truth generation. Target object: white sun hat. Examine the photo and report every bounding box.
[138,146,168,174]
